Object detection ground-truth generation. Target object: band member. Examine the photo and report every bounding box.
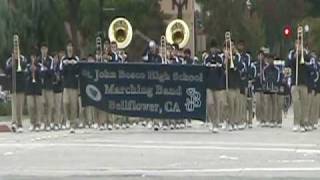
[183,48,196,128]
[5,42,27,133]
[167,44,180,65]
[61,41,79,133]
[38,43,55,131]
[307,51,319,130]
[52,51,64,130]
[237,40,251,129]
[177,47,184,64]
[167,44,185,129]
[263,54,281,127]
[95,42,108,130]
[142,41,162,64]
[106,41,129,129]
[223,39,243,131]
[285,38,314,132]
[78,55,95,129]
[205,39,226,133]
[101,40,112,63]
[276,57,290,128]
[309,52,320,129]
[26,49,42,132]
[141,41,162,129]
[250,48,267,126]
[107,41,121,62]
[96,50,112,131]
[183,48,195,65]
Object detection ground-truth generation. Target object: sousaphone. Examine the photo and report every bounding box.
[165,19,190,48]
[108,17,133,49]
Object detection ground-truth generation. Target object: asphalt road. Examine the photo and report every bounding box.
[1,110,320,180]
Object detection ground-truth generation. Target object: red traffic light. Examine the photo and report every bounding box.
[283,25,292,38]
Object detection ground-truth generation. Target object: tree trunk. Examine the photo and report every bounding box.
[67,0,80,55]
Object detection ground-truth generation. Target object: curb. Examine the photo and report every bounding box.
[0,124,11,132]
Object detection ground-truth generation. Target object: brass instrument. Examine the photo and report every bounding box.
[31,56,36,83]
[296,26,304,85]
[160,35,167,64]
[96,36,103,62]
[225,32,234,69]
[297,26,305,64]
[108,17,133,49]
[165,19,190,49]
[13,35,22,72]
[11,35,19,129]
[224,31,235,91]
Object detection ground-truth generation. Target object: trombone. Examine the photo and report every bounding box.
[224,31,234,90]
[31,56,36,83]
[296,26,304,85]
[225,32,234,69]
[96,36,103,62]
[160,35,167,64]
[13,35,22,72]
[11,34,21,129]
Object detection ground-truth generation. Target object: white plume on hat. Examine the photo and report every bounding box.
[149,40,156,48]
[260,46,270,54]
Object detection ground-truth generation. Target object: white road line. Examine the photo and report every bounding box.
[0,143,320,154]
[2,151,13,156]
[66,139,319,148]
[268,159,315,163]
[2,167,320,176]
[219,155,239,160]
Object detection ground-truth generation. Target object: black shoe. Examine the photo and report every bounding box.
[154,125,159,131]
[11,123,17,133]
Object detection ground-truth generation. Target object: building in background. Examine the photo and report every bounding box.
[160,0,195,56]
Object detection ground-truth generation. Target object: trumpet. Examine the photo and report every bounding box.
[160,35,167,64]
[225,32,234,69]
[13,35,22,72]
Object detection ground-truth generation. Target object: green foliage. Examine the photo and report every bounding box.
[198,0,320,56]
[198,0,266,55]
[301,17,320,53]
[1,0,319,62]
[0,0,165,62]
[79,0,166,58]
[0,102,11,116]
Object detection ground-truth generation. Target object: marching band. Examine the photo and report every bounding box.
[5,19,320,134]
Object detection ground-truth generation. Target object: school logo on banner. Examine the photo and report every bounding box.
[185,88,201,112]
[85,84,102,102]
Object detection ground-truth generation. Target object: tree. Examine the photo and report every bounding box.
[0,0,166,63]
[79,0,166,59]
[198,0,265,55]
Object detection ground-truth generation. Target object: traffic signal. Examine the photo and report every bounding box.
[283,25,292,38]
